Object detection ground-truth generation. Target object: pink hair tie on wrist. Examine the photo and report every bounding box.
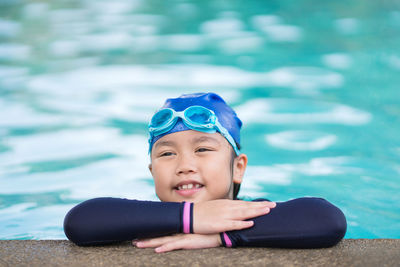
[183,202,191,234]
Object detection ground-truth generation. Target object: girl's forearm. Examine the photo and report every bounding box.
[220,197,347,248]
[64,198,185,246]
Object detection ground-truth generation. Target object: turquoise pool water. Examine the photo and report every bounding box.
[1,0,399,239]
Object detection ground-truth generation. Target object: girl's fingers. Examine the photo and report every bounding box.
[212,221,254,233]
[193,199,276,234]
[230,201,275,219]
[241,200,276,209]
[229,220,254,231]
[155,239,187,253]
[235,206,271,220]
[262,201,276,208]
[154,234,221,253]
[135,235,181,248]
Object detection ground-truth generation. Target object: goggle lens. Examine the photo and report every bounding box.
[150,109,173,128]
[185,107,212,124]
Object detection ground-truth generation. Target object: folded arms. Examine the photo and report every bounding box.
[64,197,346,248]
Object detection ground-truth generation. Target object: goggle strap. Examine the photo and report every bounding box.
[214,120,240,155]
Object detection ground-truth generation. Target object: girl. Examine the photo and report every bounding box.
[64,92,346,253]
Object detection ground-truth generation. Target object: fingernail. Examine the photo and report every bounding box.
[136,242,143,247]
[264,207,270,213]
[264,201,276,208]
[155,247,163,253]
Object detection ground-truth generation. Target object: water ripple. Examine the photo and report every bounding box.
[266,130,337,151]
[236,98,371,125]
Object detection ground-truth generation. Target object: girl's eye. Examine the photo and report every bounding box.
[196,147,212,153]
[160,152,174,157]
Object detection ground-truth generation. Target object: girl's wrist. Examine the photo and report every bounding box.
[217,233,223,246]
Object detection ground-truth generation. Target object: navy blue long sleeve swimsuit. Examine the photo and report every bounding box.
[64,197,347,248]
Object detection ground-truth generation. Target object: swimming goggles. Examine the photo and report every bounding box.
[148,105,240,155]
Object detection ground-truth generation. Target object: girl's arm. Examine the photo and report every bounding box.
[63,198,185,246]
[63,197,273,246]
[219,197,347,248]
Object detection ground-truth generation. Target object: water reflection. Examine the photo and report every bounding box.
[0,0,399,239]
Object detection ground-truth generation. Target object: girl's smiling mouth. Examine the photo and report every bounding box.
[174,181,204,196]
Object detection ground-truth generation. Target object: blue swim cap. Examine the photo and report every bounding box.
[149,92,242,152]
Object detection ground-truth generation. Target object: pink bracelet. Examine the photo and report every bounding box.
[183,202,191,234]
[222,232,232,248]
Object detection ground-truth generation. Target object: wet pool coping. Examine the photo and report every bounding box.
[0,239,399,267]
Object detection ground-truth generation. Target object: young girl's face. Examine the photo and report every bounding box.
[149,130,247,203]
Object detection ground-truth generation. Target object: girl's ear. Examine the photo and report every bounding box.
[148,163,153,174]
[232,153,248,184]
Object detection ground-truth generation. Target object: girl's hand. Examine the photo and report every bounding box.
[133,234,221,253]
[193,199,276,234]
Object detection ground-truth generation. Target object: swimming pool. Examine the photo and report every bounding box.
[1,0,399,239]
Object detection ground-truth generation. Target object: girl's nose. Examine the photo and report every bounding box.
[176,154,197,175]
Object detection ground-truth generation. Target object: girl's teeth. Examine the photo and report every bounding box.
[177,183,202,190]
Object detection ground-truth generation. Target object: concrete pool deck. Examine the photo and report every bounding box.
[0,239,398,267]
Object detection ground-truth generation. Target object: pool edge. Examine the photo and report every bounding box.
[0,239,399,266]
